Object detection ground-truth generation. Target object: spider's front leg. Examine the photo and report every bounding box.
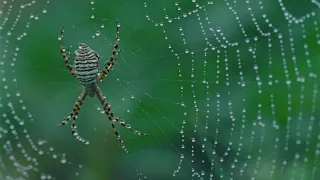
[97,22,121,83]
[58,90,89,144]
[59,27,76,77]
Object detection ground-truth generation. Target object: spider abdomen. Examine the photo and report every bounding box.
[74,43,99,85]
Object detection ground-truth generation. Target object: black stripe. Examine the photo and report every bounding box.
[87,53,98,58]
[76,53,97,58]
[75,67,97,72]
[77,73,97,78]
[75,61,98,65]
[75,65,97,69]
[79,78,96,82]
[77,73,96,77]
[75,65,97,68]
[76,65,98,68]
[75,64,97,68]
[77,70,97,75]
[76,68,98,73]
[77,75,97,79]
[75,56,96,60]
[77,49,96,55]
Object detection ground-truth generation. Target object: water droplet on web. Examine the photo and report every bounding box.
[60,157,67,164]
[95,31,100,36]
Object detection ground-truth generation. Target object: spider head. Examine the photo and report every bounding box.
[78,43,88,49]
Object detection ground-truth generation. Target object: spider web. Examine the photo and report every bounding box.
[1,0,320,179]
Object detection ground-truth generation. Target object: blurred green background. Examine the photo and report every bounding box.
[1,0,320,179]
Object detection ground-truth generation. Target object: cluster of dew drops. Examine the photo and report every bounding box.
[89,0,121,39]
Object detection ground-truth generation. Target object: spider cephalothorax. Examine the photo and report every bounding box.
[58,22,148,153]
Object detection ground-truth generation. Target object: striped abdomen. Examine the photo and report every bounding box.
[74,43,99,85]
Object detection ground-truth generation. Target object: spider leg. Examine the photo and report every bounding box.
[58,90,89,144]
[58,90,86,126]
[96,87,130,154]
[71,112,89,144]
[114,117,149,136]
[58,113,73,126]
[59,27,76,77]
[97,21,121,83]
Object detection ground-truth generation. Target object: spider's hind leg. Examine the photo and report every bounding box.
[96,87,130,153]
[71,114,90,144]
[58,90,90,144]
[58,113,73,126]
[114,117,149,136]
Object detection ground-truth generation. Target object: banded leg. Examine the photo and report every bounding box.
[71,112,90,144]
[58,112,73,127]
[96,87,129,153]
[58,90,89,144]
[59,27,76,77]
[97,22,121,83]
[114,117,149,136]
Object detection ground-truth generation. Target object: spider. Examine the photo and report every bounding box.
[58,22,148,154]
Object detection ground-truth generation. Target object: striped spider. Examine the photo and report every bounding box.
[58,22,148,153]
